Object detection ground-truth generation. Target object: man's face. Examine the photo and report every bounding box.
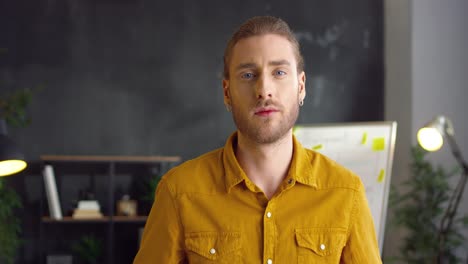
[223,34,306,144]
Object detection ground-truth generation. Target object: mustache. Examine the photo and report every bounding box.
[255,99,282,109]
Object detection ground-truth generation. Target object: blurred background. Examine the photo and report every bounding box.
[0,0,467,263]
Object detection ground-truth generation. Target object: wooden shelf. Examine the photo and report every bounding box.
[112,215,148,222]
[40,155,181,163]
[42,216,148,223]
[38,156,174,264]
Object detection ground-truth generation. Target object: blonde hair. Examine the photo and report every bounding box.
[223,16,304,79]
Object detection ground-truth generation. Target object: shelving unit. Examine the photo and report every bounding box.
[39,155,181,264]
[41,216,148,223]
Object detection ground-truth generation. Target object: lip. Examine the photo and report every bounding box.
[254,107,279,117]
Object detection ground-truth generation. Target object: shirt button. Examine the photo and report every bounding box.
[267,259,273,264]
[266,212,272,218]
[320,244,326,250]
[288,178,293,184]
[209,248,216,254]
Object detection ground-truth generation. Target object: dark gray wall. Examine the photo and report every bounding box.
[0,0,383,263]
[2,0,383,161]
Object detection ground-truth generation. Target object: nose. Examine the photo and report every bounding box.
[255,74,273,99]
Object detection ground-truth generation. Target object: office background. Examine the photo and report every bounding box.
[0,0,467,262]
[385,0,468,259]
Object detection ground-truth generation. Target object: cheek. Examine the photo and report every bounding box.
[231,85,256,100]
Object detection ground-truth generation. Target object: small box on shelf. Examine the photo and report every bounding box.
[116,195,137,217]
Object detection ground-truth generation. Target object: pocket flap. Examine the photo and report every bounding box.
[185,232,241,260]
[295,228,346,256]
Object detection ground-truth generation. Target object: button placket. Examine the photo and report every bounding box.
[263,201,276,264]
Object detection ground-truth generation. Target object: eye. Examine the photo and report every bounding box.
[274,70,287,76]
[241,72,255,79]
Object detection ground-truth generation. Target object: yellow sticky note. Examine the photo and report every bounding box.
[312,144,323,150]
[378,169,385,183]
[372,138,385,151]
[361,132,368,145]
[293,126,300,134]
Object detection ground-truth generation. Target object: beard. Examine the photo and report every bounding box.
[230,98,300,144]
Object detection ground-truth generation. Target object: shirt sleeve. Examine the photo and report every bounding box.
[133,177,186,263]
[340,178,382,263]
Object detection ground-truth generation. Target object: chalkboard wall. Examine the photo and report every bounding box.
[2,0,383,160]
[1,0,383,262]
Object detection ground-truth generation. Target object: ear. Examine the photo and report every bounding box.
[298,71,306,102]
[223,79,231,105]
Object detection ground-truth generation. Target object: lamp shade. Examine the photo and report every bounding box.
[0,134,27,176]
[0,119,27,176]
[417,115,453,152]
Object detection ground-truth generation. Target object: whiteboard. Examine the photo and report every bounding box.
[293,121,397,252]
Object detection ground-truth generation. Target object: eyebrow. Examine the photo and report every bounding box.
[269,59,291,67]
[235,60,291,71]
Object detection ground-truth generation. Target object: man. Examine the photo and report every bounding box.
[134,16,381,263]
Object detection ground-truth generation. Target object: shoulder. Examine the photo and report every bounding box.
[160,148,225,194]
[304,149,362,191]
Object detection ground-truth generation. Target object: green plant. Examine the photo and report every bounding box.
[0,179,22,264]
[0,88,36,128]
[142,174,163,202]
[71,234,102,264]
[388,145,468,263]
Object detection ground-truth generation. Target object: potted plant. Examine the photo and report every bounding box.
[388,145,468,263]
[71,234,102,264]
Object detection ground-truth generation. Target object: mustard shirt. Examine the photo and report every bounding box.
[134,133,382,263]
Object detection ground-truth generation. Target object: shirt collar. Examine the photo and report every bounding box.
[289,135,317,188]
[223,132,317,192]
[223,132,246,192]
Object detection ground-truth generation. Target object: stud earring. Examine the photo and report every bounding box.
[299,100,304,106]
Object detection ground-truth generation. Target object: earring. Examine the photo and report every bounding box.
[299,99,304,106]
[225,104,232,112]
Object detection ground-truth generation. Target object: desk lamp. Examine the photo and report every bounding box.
[417,115,468,262]
[0,119,27,177]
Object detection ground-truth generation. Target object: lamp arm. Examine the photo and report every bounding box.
[437,134,468,263]
[446,134,468,174]
[438,170,467,245]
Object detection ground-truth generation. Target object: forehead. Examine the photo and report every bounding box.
[230,34,297,68]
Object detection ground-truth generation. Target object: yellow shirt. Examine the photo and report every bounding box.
[134,133,382,263]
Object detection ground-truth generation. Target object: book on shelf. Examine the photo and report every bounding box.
[72,208,103,219]
[77,200,100,211]
[42,165,63,220]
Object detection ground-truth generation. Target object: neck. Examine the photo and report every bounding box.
[235,130,294,199]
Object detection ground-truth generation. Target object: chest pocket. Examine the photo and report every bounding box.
[185,231,241,264]
[295,228,346,263]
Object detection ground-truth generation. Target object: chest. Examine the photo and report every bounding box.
[177,186,354,263]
